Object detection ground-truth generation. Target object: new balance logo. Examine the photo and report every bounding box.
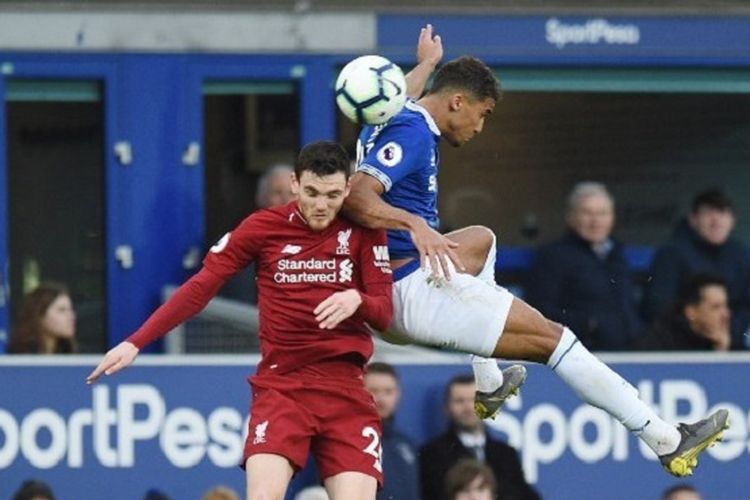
[281,244,302,255]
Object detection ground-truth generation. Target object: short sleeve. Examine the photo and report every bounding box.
[202,213,264,280]
[357,123,432,192]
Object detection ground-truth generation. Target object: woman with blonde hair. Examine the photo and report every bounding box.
[9,283,77,354]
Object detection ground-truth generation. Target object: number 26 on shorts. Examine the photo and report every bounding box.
[361,426,383,472]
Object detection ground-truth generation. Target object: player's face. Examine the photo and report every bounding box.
[444,94,496,147]
[446,383,482,431]
[292,170,350,232]
[40,294,76,339]
[689,206,734,246]
[568,193,614,245]
[685,285,730,337]
[364,372,401,419]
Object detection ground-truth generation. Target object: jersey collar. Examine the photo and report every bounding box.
[405,100,441,137]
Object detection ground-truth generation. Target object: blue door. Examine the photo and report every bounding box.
[0,58,119,353]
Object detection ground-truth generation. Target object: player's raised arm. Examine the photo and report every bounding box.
[405,24,443,99]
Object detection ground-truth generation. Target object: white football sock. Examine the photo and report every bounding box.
[472,356,504,393]
[548,328,680,456]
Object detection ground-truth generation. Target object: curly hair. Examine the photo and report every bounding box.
[428,56,502,103]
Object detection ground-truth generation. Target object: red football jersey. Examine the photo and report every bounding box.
[203,201,392,375]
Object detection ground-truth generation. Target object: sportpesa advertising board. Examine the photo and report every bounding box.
[1,354,748,500]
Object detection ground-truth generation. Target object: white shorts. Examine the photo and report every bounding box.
[388,261,514,356]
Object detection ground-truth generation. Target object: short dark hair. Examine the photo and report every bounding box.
[691,188,733,213]
[13,479,55,500]
[366,361,399,381]
[444,459,497,500]
[444,373,475,403]
[677,273,727,309]
[662,483,699,500]
[295,141,350,180]
[428,56,501,103]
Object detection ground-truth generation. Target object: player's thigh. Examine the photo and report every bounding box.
[312,385,384,488]
[493,297,564,363]
[245,453,294,500]
[444,225,495,276]
[324,471,378,500]
[243,384,316,473]
[393,270,512,356]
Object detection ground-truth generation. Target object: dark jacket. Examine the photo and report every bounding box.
[379,418,420,500]
[633,313,715,351]
[419,427,540,500]
[526,231,641,350]
[642,222,750,349]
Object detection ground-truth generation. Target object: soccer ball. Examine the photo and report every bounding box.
[335,55,407,125]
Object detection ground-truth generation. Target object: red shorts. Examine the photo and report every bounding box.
[242,365,383,486]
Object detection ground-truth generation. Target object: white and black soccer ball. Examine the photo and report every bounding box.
[335,55,407,125]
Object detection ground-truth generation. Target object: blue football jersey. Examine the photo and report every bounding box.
[356,101,441,261]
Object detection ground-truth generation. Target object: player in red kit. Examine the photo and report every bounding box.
[87,141,393,500]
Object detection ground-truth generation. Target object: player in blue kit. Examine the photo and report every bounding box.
[343,26,729,477]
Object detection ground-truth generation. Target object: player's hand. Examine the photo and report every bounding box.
[86,341,139,384]
[409,220,465,280]
[416,24,443,67]
[314,290,363,330]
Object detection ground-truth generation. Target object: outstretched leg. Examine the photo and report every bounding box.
[494,297,729,476]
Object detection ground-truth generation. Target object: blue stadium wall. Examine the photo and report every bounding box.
[1,354,749,500]
[0,14,749,348]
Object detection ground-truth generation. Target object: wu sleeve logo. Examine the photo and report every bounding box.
[376,141,403,168]
[210,233,231,253]
[373,245,392,274]
[373,245,389,261]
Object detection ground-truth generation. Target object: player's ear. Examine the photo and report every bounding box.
[343,178,352,198]
[449,93,464,112]
[290,173,300,196]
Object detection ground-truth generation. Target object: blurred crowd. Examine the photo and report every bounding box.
[527,183,748,352]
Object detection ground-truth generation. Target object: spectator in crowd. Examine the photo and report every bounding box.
[255,163,295,209]
[219,164,295,304]
[12,479,55,500]
[8,282,77,354]
[643,188,750,349]
[635,274,731,351]
[364,362,420,500]
[202,485,240,500]
[419,375,539,500]
[444,459,497,500]
[526,182,640,350]
[661,483,702,500]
